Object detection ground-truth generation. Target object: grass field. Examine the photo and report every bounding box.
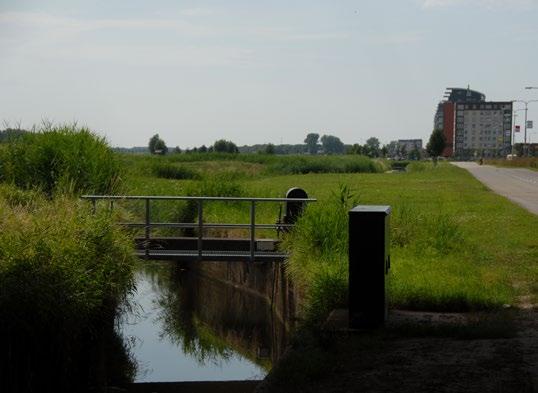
[485,157,538,170]
[117,154,538,318]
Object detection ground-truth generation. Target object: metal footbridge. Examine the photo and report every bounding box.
[82,191,315,262]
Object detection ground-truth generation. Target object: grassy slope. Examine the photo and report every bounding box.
[249,164,537,310]
[120,154,537,312]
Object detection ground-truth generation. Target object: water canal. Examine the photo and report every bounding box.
[119,261,292,382]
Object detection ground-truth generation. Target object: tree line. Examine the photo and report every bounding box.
[146,131,436,160]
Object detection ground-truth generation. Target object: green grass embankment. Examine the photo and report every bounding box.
[120,154,537,319]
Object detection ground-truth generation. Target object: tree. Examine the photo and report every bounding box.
[408,147,421,161]
[426,129,446,164]
[213,139,239,153]
[399,144,407,159]
[365,137,381,158]
[304,133,320,154]
[385,141,399,159]
[264,143,275,154]
[320,134,345,154]
[199,145,208,153]
[148,134,168,154]
[173,146,182,154]
[380,145,388,158]
[347,143,362,155]
[0,128,27,143]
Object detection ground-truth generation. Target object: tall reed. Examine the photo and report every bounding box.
[0,124,122,196]
[0,186,136,391]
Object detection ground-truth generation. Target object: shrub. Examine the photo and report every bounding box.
[0,192,136,391]
[0,124,121,196]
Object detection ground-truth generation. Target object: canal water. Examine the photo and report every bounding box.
[119,261,289,382]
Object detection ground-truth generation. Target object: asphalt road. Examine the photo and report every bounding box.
[452,162,538,215]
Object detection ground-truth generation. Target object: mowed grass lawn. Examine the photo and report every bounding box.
[120,155,537,312]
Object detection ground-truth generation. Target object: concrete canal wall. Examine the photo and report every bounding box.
[187,260,302,329]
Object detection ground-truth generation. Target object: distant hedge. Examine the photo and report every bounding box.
[0,125,121,195]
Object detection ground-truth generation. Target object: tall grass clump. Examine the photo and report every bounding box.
[0,187,136,392]
[0,124,122,196]
[284,185,357,323]
[266,155,383,175]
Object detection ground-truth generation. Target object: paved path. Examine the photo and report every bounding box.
[452,162,538,215]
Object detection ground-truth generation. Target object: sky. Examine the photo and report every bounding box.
[1,0,538,148]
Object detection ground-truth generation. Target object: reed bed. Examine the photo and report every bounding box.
[0,124,122,196]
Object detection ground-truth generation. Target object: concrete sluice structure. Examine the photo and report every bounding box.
[179,260,298,367]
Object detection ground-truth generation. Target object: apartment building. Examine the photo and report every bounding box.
[434,87,512,158]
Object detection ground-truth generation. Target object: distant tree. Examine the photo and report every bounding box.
[173,146,182,154]
[385,141,399,159]
[320,134,345,154]
[347,143,364,155]
[199,145,208,153]
[426,129,446,165]
[213,139,239,153]
[149,134,168,154]
[0,128,28,143]
[380,145,388,158]
[408,147,421,161]
[304,133,320,154]
[365,137,381,158]
[264,143,275,154]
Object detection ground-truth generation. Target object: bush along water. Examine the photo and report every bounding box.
[283,185,357,324]
[0,124,122,196]
[0,187,136,392]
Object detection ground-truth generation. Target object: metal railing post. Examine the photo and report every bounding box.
[145,198,150,258]
[250,201,255,262]
[198,200,203,260]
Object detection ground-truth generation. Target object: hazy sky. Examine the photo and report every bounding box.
[1,0,538,148]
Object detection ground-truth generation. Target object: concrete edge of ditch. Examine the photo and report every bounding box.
[125,380,261,393]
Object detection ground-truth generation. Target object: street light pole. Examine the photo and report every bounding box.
[513,100,538,156]
[512,108,525,156]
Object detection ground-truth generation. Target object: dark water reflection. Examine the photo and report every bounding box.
[119,261,290,382]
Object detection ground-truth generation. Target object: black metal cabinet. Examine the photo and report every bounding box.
[348,205,391,328]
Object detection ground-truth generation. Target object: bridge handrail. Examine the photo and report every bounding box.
[81,194,316,262]
[81,195,316,202]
